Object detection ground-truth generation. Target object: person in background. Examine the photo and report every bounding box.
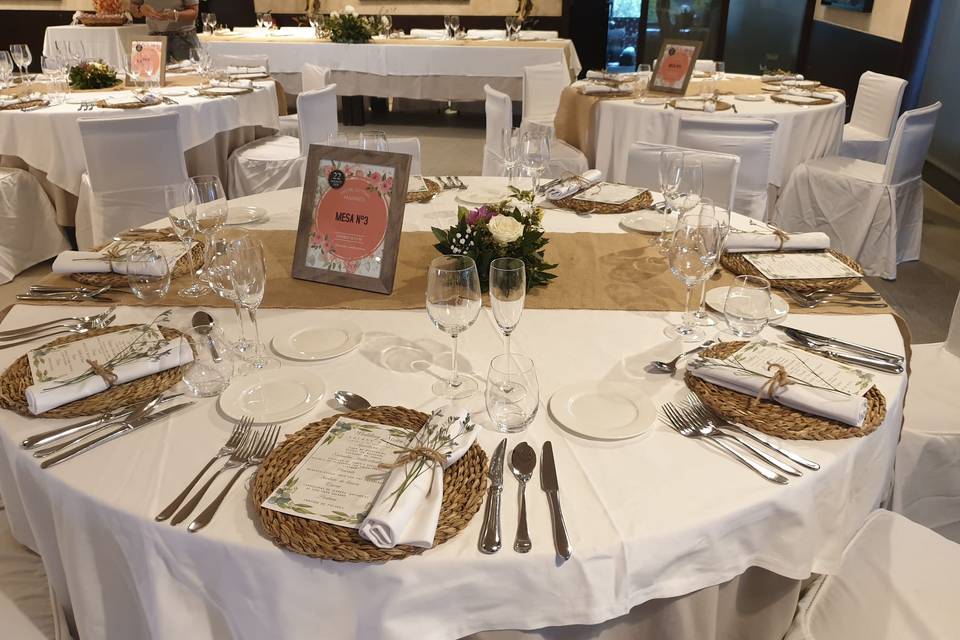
[129,0,200,62]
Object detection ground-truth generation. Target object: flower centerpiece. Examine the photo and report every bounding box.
[327,5,375,43]
[431,193,557,292]
[68,60,119,90]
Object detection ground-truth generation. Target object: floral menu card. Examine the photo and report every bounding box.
[27,327,166,384]
[262,418,412,527]
[743,252,862,280]
[572,182,644,205]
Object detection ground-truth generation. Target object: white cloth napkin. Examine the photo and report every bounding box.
[52,248,174,277]
[224,66,266,75]
[26,336,194,415]
[546,169,602,200]
[581,84,630,95]
[725,231,830,253]
[211,78,253,88]
[811,91,839,102]
[762,73,803,82]
[688,359,867,427]
[359,407,477,548]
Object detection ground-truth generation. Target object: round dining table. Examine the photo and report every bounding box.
[0,178,906,639]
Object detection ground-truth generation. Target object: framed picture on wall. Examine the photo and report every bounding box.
[649,39,702,95]
[292,145,411,294]
[127,36,166,86]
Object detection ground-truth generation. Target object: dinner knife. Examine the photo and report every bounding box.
[540,441,572,560]
[779,326,904,364]
[478,438,507,554]
[794,344,905,374]
[40,402,194,469]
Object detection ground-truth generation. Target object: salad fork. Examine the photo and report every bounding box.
[0,307,116,339]
[188,424,280,532]
[0,313,116,350]
[155,417,253,521]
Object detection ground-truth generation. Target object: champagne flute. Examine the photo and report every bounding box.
[656,149,684,252]
[228,237,280,372]
[360,130,388,151]
[10,44,31,83]
[723,275,772,338]
[691,198,730,327]
[443,15,452,38]
[520,129,549,196]
[165,182,208,297]
[489,257,526,388]
[500,127,520,186]
[664,212,720,341]
[204,228,252,354]
[426,255,482,399]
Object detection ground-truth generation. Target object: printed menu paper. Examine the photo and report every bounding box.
[743,252,862,280]
[27,326,167,384]
[573,182,644,205]
[408,176,429,193]
[262,418,412,528]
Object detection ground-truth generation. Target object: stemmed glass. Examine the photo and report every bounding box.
[500,127,520,186]
[0,52,13,88]
[505,16,519,40]
[664,212,721,341]
[715,61,726,80]
[40,55,65,104]
[656,149,684,252]
[189,175,228,238]
[489,257,526,385]
[444,15,460,38]
[164,182,208,298]
[204,227,253,355]
[723,275,772,338]
[190,47,211,85]
[202,12,218,34]
[10,44,31,83]
[691,198,730,326]
[380,15,393,37]
[257,12,273,31]
[228,237,280,372]
[426,255,482,399]
[520,129,549,196]
[360,130,388,151]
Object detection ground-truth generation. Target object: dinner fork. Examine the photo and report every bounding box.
[783,290,886,309]
[155,416,253,522]
[0,313,116,350]
[0,307,116,339]
[451,176,467,190]
[188,424,280,532]
[661,403,788,484]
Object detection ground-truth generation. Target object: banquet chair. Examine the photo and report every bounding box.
[521,61,571,129]
[410,29,446,38]
[0,169,69,284]
[387,138,422,175]
[625,142,739,214]
[278,63,331,138]
[774,102,941,279]
[840,71,908,164]
[75,112,189,249]
[211,53,269,72]
[228,84,338,198]
[892,290,960,543]
[784,510,960,640]
[483,84,588,179]
[677,116,778,220]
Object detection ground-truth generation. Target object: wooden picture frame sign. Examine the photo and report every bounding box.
[292,145,411,294]
[649,39,702,95]
[127,35,167,86]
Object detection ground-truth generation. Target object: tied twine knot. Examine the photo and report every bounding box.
[379,445,447,496]
[772,227,791,250]
[85,359,118,386]
[754,361,792,404]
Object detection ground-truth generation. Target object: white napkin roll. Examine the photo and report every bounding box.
[724,231,830,253]
[689,362,867,427]
[211,78,253,88]
[359,407,476,548]
[25,336,194,415]
[581,84,627,95]
[811,91,838,102]
[546,169,602,200]
[225,65,266,74]
[52,251,170,276]
[762,73,803,82]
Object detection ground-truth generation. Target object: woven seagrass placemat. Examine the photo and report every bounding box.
[684,341,886,440]
[71,231,203,288]
[669,99,734,112]
[720,249,863,294]
[0,99,48,111]
[0,324,189,418]
[252,406,488,562]
[549,188,653,214]
[405,178,442,204]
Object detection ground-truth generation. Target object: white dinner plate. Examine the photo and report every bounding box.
[736,94,765,102]
[219,370,325,423]
[229,72,269,80]
[549,383,656,441]
[774,93,820,105]
[704,286,789,322]
[203,86,249,95]
[272,322,363,361]
[634,97,668,106]
[621,210,676,233]
[226,205,269,226]
[783,80,820,89]
[455,188,510,206]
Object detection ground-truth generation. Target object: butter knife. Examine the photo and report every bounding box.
[40,402,194,469]
[478,438,507,554]
[541,441,572,560]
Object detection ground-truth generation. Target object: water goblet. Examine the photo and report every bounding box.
[723,275,772,338]
[691,198,730,326]
[664,212,720,341]
[125,243,171,303]
[181,325,233,397]
[485,354,539,433]
[164,182,208,298]
[426,255,482,399]
[228,237,280,372]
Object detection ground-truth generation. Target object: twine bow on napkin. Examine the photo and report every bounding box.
[754,362,792,403]
[379,445,448,497]
[772,227,791,250]
[85,359,119,387]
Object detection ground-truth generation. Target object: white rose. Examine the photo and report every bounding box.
[344,4,357,15]
[487,215,524,245]
[331,11,339,19]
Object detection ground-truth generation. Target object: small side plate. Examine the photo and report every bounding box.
[549,383,656,441]
[219,370,325,423]
[272,322,363,361]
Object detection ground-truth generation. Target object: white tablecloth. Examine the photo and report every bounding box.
[42,24,151,70]
[592,89,846,188]
[200,28,581,101]
[0,180,906,639]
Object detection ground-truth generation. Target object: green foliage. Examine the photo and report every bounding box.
[327,13,375,43]
[68,60,118,90]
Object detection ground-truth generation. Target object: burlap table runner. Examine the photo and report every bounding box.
[31,230,890,315]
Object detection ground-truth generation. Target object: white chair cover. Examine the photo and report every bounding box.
[75,112,188,249]
[388,137,422,175]
[228,85,339,198]
[521,61,570,128]
[677,117,778,220]
[468,29,507,40]
[784,510,960,640]
[278,63,331,138]
[211,53,269,71]
[0,169,68,284]
[840,71,908,164]
[625,142,740,214]
[775,102,941,279]
[410,29,446,38]
[483,84,513,177]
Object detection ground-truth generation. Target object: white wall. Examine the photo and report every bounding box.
[919,0,959,178]
[814,0,912,42]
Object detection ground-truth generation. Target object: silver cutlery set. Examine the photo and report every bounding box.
[781,287,886,310]
[0,306,116,350]
[777,325,905,374]
[661,394,820,484]
[438,176,467,190]
[480,438,571,559]
[17,284,117,303]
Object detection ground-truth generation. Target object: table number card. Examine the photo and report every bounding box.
[27,326,167,384]
[128,36,167,87]
[649,39,702,95]
[572,182,644,205]
[743,252,862,280]
[261,418,412,528]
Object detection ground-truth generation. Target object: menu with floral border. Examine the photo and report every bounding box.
[128,36,166,86]
[292,145,411,294]
[649,39,702,95]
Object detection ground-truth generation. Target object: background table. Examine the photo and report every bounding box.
[0,180,906,639]
[42,24,150,70]
[200,28,582,102]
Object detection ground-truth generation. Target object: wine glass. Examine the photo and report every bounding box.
[257,12,273,31]
[181,325,233,397]
[40,55,64,104]
[0,52,13,88]
[500,127,520,185]
[656,149,684,252]
[204,227,252,354]
[164,182,208,298]
[125,244,171,302]
[443,15,452,38]
[448,15,460,37]
[203,12,217,34]
[520,129,549,196]
[691,198,730,327]
[228,237,280,372]
[723,275,772,338]
[715,61,726,80]
[380,14,393,37]
[664,212,720,341]
[360,130,388,151]
[10,44,31,83]
[426,255,482,399]
[505,16,519,40]
[189,175,228,237]
[489,257,526,383]
[485,354,539,433]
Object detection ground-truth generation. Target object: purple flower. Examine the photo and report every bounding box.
[466,206,495,226]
